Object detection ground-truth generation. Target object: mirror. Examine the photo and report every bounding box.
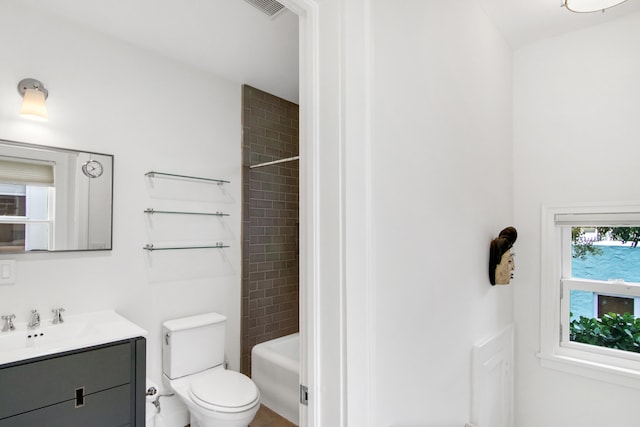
[0,139,113,253]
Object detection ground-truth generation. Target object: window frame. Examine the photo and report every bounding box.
[539,201,640,388]
[561,279,640,362]
[0,184,54,251]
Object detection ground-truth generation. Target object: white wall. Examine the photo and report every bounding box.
[513,12,640,427]
[0,2,242,395]
[369,1,513,425]
[9,2,638,427]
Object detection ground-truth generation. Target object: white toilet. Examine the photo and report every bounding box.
[162,312,260,427]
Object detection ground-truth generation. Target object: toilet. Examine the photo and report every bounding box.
[162,312,260,427]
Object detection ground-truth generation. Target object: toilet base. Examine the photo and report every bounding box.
[165,371,259,427]
[190,409,258,427]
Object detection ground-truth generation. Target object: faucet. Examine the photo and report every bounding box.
[1,314,15,332]
[27,309,41,329]
[52,308,65,324]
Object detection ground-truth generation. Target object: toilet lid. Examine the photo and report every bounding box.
[189,369,259,412]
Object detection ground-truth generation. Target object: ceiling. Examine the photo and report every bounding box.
[13,0,640,104]
[17,0,300,103]
[478,0,640,47]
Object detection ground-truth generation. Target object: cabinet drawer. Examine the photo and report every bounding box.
[0,342,131,420]
[0,383,131,427]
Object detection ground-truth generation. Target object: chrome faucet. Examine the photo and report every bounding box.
[52,307,65,324]
[27,309,41,329]
[1,314,15,332]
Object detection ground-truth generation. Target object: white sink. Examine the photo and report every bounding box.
[0,310,147,365]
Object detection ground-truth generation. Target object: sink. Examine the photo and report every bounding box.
[0,321,93,352]
[0,310,147,365]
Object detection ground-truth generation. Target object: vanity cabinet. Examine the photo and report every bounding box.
[0,337,145,427]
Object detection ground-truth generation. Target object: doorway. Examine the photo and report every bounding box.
[240,1,319,426]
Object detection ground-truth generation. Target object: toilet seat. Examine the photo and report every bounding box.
[188,369,260,414]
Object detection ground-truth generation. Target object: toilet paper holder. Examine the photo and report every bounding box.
[147,386,174,413]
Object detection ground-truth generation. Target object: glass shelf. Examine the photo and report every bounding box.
[144,208,229,217]
[143,243,229,251]
[145,171,230,185]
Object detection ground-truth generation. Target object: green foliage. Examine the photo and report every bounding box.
[570,312,640,353]
[605,227,640,247]
[571,226,640,259]
[571,228,602,260]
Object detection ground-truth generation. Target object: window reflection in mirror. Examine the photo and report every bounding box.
[0,140,113,253]
[0,182,51,252]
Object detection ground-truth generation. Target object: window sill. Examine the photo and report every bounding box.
[537,351,640,389]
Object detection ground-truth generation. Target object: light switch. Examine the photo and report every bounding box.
[0,260,15,285]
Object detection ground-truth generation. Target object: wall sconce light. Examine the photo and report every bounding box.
[562,0,628,13]
[17,78,48,121]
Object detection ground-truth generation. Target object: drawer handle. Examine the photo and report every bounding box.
[75,387,85,408]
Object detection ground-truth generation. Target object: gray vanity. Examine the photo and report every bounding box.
[0,311,146,427]
[0,139,145,425]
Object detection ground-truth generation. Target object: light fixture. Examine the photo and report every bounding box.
[562,0,628,13]
[17,78,48,121]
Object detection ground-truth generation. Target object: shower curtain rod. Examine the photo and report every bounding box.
[249,155,300,169]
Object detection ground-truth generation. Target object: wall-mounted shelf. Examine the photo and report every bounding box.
[145,171,230,185]
[144,208,229,217]
[144,171,231,254]
[143,243,229,251]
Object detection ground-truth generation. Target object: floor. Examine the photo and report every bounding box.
[184,404,296,427]
[249,405,298,427]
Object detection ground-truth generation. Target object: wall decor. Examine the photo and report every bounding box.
[489,226,517,285]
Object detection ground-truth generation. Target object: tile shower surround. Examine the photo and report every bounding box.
[241,85,299,376]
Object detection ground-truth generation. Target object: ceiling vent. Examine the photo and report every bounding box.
[243,0,287,18]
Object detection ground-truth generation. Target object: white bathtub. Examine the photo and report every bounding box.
[251,333,300,425]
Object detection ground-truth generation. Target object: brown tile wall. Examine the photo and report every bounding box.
[241,85,299,376]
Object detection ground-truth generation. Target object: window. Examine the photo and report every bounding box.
[540,203,640,388]
[0,158,55,252]
[0,184,54,252]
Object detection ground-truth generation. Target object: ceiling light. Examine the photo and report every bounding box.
[17,78,48,121]
[562,0,628,13]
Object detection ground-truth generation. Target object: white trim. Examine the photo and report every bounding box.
[471,325,514,427]
[274,0,322,425]
[546,200,640,216]
[538,352,640,390]
[540,203,563,359]
[539,201,640,388]
[555,212,640,226]
[0,218,51,224]
[263,1,355,425]
[561,341,640,365]
[562,278,640,295]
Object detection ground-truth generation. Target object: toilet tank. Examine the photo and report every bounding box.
[162,312,226,379]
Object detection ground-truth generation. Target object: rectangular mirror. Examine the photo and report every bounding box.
[0,139,113,253]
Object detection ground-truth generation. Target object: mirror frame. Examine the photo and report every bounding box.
[0,138,114,254]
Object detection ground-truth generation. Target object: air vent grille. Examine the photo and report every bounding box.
[243,0,287,17]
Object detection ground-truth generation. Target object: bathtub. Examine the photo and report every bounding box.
[251,333,300,424]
